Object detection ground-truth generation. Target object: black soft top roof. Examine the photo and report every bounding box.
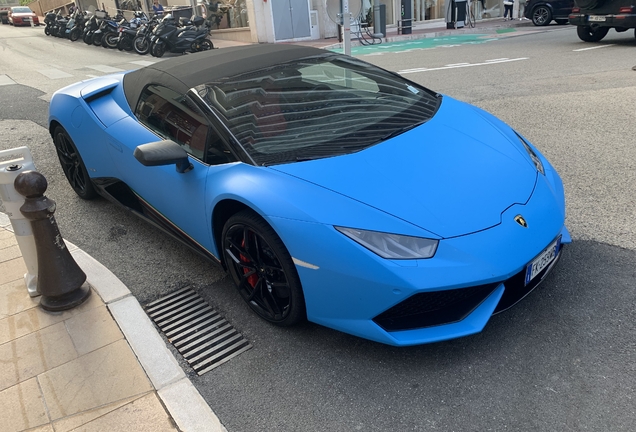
[123,44,329,110]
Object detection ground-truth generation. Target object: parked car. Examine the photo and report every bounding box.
[48,45,569,346]
[569,0,636,41]
[525,0,574,25]
[8,6,39,26]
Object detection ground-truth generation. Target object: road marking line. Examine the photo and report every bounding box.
[37,69,73,79]
[86,65,125,73]
[0,75,16,86]
[446,62,471,66]
[485,58,509,62]
[399,57,528,74]
[573,45,613,52]
[129,60,157,66]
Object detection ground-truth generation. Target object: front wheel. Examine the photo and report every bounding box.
[200,39,213,50]
[576,25,609,42]
[151,41,165,57]
[69,27,80,41]
[83,31,92,44]
[222,209,306,326]
[103,33,118,48]
[92,32,103,46]
[531,6,552,26]
[53,126,97,200]
[133,35,150,55]
[44,26,51,35]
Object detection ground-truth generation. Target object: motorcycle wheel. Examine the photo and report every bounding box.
[92,33,103,46]
[152,41,165,58]
[44,26,50,36]
[133,36,150,55]
[200,39,213,51]
[70,28,80,41]
[104,33,118,49]
[83,32,92,45]
[119,37,133,52]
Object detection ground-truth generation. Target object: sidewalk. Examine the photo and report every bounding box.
[0,212,225,432]
[290,16,536,50]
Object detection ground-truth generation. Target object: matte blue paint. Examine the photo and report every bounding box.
[49,72,569,346]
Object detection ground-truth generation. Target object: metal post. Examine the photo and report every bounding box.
[372,0,382,38]
[14,170,91,311]
[0,147,39,297]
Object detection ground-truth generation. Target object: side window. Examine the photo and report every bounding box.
[136,85,209,160]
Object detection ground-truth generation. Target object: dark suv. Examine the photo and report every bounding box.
[525,0,574,26]
[569,0,636,41]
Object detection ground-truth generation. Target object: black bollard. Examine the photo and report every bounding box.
[14,170,91,311]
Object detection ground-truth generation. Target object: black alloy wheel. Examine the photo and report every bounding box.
[151,41,166,57]
[53,126,97,200]
[576,25,609,42]
[222,209,306,326]
[532,6,552,26]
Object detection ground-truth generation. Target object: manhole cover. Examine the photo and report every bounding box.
[145,288,252,375]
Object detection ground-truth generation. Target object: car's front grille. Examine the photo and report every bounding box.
[373,246,564,332]
[373,283,500,332]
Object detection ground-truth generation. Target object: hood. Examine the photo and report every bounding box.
[271,97,538,238]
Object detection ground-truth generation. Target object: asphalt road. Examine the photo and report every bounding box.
[0,23,635,431]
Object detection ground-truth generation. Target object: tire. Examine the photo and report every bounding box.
[576,25,609,42]
[118,37,133,51]
[200,39,213,51]
[83,32,92,44]
[104,33,118,48]
[151,41,165,58]
[532,6,552,26]
[53,126,97,200]
[92,32,103,46]
[44,26,50,35]
[133,36,150,55]
[222,209,306,326]
[555,19,568,25]
[69,27,80,41]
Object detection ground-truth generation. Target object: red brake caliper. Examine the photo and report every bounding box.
[240,238,258,288]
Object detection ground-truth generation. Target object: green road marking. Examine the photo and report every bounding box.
[496,28,516,33]
[330,34,500,56]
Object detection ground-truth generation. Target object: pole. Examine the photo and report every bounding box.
[341,0,351,56]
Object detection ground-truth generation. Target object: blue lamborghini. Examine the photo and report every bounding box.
[49,44,569,346]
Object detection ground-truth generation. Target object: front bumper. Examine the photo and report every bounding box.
[569,13,636,27]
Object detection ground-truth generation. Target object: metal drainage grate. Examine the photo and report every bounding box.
[145,287,252,375]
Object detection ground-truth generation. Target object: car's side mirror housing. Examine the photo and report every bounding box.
[134,140,193,173]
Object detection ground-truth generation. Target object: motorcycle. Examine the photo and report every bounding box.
[92,13,121,48]
[82,13,101,45]
[43,12,57,36]
[132,15,160,55]
[149,14,213,58]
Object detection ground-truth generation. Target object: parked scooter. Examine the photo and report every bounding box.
[149,14,212,58]
[82,13,100,45]
[66,10,87,41]
[43,12,57,36]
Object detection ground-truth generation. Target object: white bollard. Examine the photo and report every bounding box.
[0,147,39,297]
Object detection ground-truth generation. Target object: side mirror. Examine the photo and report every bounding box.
[134,140,193,173]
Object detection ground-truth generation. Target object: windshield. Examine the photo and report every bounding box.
[196,54,441,165]
[12,7,32,13]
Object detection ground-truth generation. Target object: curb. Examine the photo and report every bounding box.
[69,246,227,432]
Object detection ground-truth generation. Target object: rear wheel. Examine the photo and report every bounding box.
[53,126,97,200]
[532,6,552,26]
[200,39,213,50]
[133,35,150,55]
[222,209,306,326]
[576,25,609,42]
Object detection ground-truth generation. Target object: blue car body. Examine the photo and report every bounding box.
[49,45,569,346]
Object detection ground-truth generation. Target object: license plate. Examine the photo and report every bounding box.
[525,237,561,285]
[588,15,606,22]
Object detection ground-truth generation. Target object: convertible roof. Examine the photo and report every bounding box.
[123,44,329,110]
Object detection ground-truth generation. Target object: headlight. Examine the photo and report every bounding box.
[518,135,544,175]
[335,227,438,259]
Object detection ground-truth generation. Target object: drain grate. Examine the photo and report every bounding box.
[145,287,252,375]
